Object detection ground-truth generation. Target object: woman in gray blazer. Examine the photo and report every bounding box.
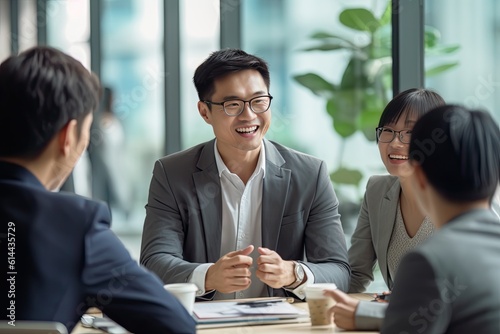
[328,105,500,333]
[348,88,445,293]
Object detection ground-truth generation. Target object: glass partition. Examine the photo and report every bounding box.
[425,0,500,122]
[0,0,10,61]
[99,0,164,232]
[47,0,164,233]
[46,0,90,68]
[180,0,220,148]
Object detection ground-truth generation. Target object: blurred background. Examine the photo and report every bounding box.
[1,0,499,292]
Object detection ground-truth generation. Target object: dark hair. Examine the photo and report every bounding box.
[0,46,100,158]
[193,48,270,101]
[378,88,445,130]
[409,104,500,202]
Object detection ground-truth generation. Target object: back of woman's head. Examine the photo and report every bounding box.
[378,88,445,128]
[409,104,500,202]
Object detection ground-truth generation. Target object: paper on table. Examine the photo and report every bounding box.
[193,300,308,324]
[233,303,303,315]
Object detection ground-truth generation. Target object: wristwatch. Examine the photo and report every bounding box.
[287,261,305,289]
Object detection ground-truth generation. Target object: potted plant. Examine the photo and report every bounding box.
[293,1,459,192]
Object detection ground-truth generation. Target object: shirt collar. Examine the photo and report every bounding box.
[213,140,266,178]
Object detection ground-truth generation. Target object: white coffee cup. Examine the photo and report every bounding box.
[303,283,337,326]
[163,283,198,314]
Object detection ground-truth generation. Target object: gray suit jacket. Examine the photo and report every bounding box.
[140,139,350,297]
[348,175,402,292]
[492,186,500,219]
[354,209,500,333]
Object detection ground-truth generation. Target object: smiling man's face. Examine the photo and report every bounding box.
[198,69,271,160]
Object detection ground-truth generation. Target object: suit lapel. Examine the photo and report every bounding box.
[261,140,290,250]
[193,140,222,263]
[377,178,400,287]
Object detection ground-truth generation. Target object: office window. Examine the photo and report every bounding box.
[425,0,500,122]
[47,0,163,232]
[17,0,38,52]
[99,0,164,231]
[46,0,90,68]
[180,0,220,149]
[46,0,93,202]
[0,0,10,61]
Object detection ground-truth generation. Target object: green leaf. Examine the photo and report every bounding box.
[326,91,361,119]
[424,26,440,48]
[359,111,381,141]
[362,89,388,111]
[330,167,363,186]
[364,57,392,84]
[340,57,369,89]
[425,44,460,55]
[310,32,347,40]
[378,1,392,27]
[305,32,358,49]
[326,94,359,138]
[425,62,459,77]
[293,73,336,98]
[333,119,357,138]
[340,8,381,33]
[302,42,357,52]
[372,25,392,58]
[357,90,386,141]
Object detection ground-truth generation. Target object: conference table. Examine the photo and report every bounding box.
[71,293,380,334]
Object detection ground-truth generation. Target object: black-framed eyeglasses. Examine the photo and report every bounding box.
[203,95,273,116]
[376,127,412,144]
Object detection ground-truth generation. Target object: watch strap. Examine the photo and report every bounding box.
[286,261,304,289]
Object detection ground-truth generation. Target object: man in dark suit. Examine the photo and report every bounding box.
[0,46,195,333]
[140,49,350,301]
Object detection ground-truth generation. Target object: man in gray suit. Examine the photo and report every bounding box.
[326,105,500,333]
[140,49,350,300]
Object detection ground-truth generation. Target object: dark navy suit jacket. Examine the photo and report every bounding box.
[0,161,196,333]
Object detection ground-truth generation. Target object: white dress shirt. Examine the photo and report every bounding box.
[215,141,266,299]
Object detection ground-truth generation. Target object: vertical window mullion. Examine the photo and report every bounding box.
[392,0,424,95]
[164,0,181,155]
[220,0,241,48]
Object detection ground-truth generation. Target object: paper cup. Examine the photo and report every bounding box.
[304,283,337,326]
[163,283,198,314]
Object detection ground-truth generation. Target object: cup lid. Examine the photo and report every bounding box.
[304,283,337,299]
[163,283,198,292]
[304,283,337,291]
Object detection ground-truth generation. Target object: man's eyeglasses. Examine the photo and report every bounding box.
[376,127,412,144]
[203,95,273,116]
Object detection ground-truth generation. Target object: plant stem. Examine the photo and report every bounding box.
[337,139,346,169]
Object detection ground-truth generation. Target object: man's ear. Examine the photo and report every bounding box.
[198,101,211,124]
[58,119,78,157]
